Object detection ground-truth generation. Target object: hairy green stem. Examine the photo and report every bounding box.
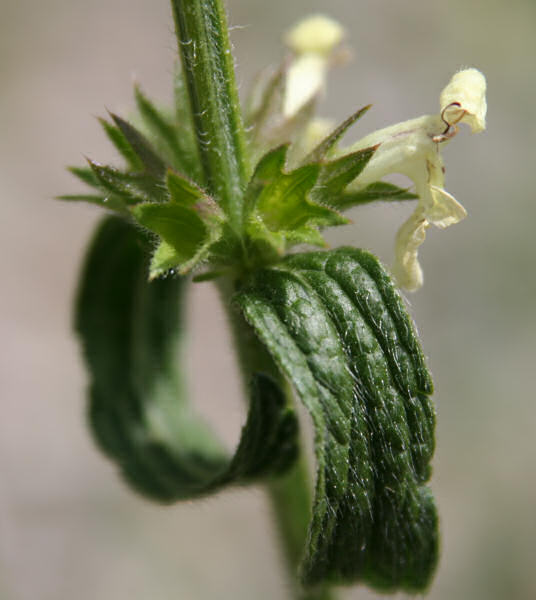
[219,280,337,600]
[170,0,249,232]
[171,1,336,595]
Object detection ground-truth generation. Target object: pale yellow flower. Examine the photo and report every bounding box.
[283,16,344,118]
[440,68,487,133]
[346,68,487,290]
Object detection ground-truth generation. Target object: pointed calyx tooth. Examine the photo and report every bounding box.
[439,68,487,133]
[285,15,344,56]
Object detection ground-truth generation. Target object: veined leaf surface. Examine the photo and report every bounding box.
[75,216,298,501]
[235,247,437,592]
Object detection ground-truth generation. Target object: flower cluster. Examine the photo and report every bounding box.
[65,14,487,292]
[282,16,487,290]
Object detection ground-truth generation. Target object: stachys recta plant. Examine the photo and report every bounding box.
[63,2,486,598]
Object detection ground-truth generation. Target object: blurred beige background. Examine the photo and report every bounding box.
[1,0,535,598]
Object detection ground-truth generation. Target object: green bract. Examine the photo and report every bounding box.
[65,3,484,597]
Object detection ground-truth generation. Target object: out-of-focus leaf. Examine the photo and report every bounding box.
[173,70,203,183]
[68,166,101,189]
[109,112,167,178]
[245,67,284,136]
[88,160,167,204]
[303,105,372,164]
[75,216,299,502]
[98,118,145,171]
[332,181,419,210]
[235,247,437,592]
[136,84,202,182]
[57,194,127,213]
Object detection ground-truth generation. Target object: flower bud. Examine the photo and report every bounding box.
[285,15,344,55]
[283,16,344,117]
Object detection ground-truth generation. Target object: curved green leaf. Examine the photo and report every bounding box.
[75,216,298,502]
[235,247,437,592]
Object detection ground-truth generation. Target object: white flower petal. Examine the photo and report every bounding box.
[333,68,486,290]
[440,68,487,133]
[283,54,327,117]
[423,155,467,228]
[393,212,429,292]
[345,116,443,188]
[283,16,344,118]
[428,185,467,228]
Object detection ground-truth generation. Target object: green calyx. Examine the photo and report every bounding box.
[62,63,412,281]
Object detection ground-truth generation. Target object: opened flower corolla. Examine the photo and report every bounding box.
[345,68,487,291]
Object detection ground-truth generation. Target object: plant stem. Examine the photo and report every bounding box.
[170,0,249,233]
[171,1,336,595]
[219,280,337,600]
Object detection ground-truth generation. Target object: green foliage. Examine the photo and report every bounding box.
[131,171,225,277]
[108,112,167,177]
[170,0,249,229]
[66,1,445,596]
[303,105,371,164]
[88,160,167,204]
[98,117,145,171]
[75,216,298,501]
[331,181,418,210]
[62,63,413,279]
[244,145,348,255]
[236,248,437,591]
[135,82,203,181]
[312,147,378,205]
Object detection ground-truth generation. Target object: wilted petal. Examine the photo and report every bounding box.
[428,185,467,228]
